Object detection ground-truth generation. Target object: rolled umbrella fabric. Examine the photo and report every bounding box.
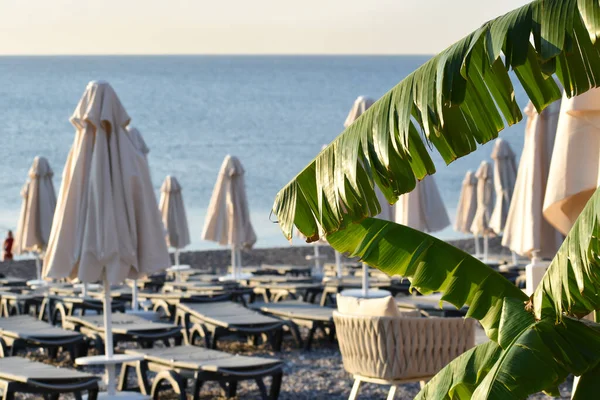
[454,170,477,234]
[344,96,375,128]
[470,161,495,236]
[202,155,256,277]
[14,156,56,255]
[43,80,170,284]
[42,80,169,397]
[395,175,450,233]
[159,176,191,261]
[489,139,517,234]
[502,99,563,259]
[543,88,600,236]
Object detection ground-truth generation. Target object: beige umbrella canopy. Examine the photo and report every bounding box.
[14,156,56,255]
[159,176,191,263]
[454,170,477,234]
[44,82,169,284]
[502,100,563,260]
[395,175,450,233]
[489,139,517,234]
[344,96,375,128]
[43,80,169,396]
[543,88,600,236]
[202,155,256,278]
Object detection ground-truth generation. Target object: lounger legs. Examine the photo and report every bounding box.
[387,385,397,400]
[348,378,362,400]
[151,370,187,400]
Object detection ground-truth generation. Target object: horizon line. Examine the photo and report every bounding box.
[0,53,435,57]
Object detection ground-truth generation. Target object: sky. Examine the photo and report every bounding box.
[0,0,531,55]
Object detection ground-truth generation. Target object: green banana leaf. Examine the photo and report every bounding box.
[272,0,600,242]
[326,217,527,341]
[416,299,600,399]
[532,186,600,321]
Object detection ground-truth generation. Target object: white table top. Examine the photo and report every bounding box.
[167,265,191,272]
[75,354,143,366]
[340,288,391,299]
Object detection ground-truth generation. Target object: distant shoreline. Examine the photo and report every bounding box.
[0,236,512,280]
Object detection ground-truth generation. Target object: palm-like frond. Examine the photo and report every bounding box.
[273,0,600,241]
[532,186,600,320]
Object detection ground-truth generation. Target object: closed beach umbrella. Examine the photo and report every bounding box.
[395,175,450,233]
[202,155,256,279]
[489,139,517,233]
[43,81,170,396]
[159,176,191,265]
[14,156,56,280]
[543,88,600,235]
[344,96,375,128]
[471,161,495,261]
[502,100,563,260]
[454,170,479,254]
[454,170,477,233]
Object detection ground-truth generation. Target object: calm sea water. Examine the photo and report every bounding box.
[0,56,530,250]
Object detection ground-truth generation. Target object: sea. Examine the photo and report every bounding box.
[0,55,531,250]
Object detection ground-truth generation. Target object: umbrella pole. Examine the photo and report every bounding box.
[314,245,321,276]
[474,234,481,258]
[511,251,518,266]
[82,283,88,298]
[361,262,369,297]
[483,235,489,262]
[237,248,242,278]
[174,248,180,266]
[102,273,116,396]
[131,279,139,311]
[335,251,342,278]
[231,246,236,280]
[35,255,42,280]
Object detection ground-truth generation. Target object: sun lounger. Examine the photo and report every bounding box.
[0,356,99,399]
[396,294,468,317]
[137,291,233,320]
[44,295,126,325]
[118,345,283,399]
[0,315,86,359]
[0,278,27,287]
[253,301,335,350]
[64,313,182,353]
[0,292,43,318]
[175,302,285,351]
[258,264,312,277]
[252,282,323,303]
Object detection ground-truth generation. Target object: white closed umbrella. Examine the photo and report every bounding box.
[202,155,256,280]
[544,88,600,235]
[395,175,450,233]
[344,96,375,128]
[14,156,56,280]
[160,175,191,281]
[454,170,479,254]
[489,139,518,264]
[43,81,170,397]
[502,100,563,260]
[471,161,495,262]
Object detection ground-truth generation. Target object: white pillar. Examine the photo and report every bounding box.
[525,251,549,296]
[102,273,116,396]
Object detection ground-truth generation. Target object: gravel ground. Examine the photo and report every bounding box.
[16,325,573,399]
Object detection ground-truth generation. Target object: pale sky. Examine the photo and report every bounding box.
[0,0,530,55]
